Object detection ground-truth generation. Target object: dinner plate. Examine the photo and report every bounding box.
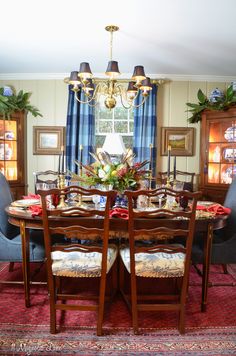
[197,201,214,207]
[11,199,40,207]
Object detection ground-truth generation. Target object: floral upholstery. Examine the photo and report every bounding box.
[51,244,118,277]
[119,244,186,278]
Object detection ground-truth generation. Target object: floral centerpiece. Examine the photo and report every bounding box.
[72,150,150,193]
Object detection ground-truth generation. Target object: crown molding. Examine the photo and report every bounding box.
[0,72,236,83]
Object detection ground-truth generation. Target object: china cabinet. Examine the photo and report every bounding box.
[200,107,236,204]
[0,111,27,199]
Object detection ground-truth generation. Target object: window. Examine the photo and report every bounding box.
[95,88,134,149]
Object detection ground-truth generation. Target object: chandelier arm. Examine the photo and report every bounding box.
[74,83,102,105]
[116,84,132,110]
[116,84,149,110]
[130,95,149,109]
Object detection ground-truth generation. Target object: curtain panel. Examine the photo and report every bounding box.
[66,87,95,173]
[133,84,157,176]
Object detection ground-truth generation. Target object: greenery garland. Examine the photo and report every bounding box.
[0,86,42,118]
[186,85,236,123]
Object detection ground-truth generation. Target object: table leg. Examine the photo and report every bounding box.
[201,223,213,312]
[20,220,30,308]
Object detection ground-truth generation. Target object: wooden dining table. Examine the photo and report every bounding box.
[6,205,228,312]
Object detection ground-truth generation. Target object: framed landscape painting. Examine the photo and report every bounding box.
[33,126,65,155]
[161,127,194,156]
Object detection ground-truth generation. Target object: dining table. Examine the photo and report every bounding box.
[6,202,228,312]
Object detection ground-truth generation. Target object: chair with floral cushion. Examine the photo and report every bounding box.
[119,187,201,334]
[39,185,118,336]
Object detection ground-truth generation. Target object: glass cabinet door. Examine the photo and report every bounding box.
[0,118,18,181]
[207,120,236,185]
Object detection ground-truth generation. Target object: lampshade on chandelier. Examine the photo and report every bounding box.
[65,25,152,110]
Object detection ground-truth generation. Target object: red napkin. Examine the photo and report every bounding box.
[196,203,231,215]
[23,193,40,200]
[109,208,129,220]
[28,205,42,217]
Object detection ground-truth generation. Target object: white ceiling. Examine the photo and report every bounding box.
[1,0,236,80]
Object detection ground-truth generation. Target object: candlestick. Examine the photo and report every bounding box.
[149,143,153,172]
[167,144,171,178]
[173,156,176,180]
[79,144,83,176]
[61,145,65,173]
[58,154,61,175]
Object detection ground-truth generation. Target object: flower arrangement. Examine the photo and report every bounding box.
[73,151,149,192]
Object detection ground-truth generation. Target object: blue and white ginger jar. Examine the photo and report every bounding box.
[209,88,225,103]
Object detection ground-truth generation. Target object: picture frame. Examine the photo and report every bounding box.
[161,127,194,156]
[33,126,65,155]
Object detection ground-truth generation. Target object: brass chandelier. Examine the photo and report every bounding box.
[65,25,152,110]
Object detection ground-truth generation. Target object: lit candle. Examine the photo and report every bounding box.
[149,143,153,172]
[167,145,171,178]
[173,156,176,180]
[79,144,83,176]
[61,145,65,173]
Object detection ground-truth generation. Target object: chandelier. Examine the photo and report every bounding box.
[65,25,152,110]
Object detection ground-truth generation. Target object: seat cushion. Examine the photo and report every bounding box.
[120,244,186,278]
[51,243,118,277]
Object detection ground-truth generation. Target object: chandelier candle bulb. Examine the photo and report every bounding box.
[167,145,171,178]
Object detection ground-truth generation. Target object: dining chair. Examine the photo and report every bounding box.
[119,187,201,334]
[33,170,59,193]
[158,170,195,191]
[39,185,118,336]
[0,172,45,302]
[192,178,236,278]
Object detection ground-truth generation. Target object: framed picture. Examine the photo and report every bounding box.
[33,126,65,155]
[161,127,194,156]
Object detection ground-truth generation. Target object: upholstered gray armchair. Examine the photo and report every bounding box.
[0,172,45,262]
[192,178,236,266]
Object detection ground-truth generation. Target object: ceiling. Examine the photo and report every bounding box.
[1,0,236,80]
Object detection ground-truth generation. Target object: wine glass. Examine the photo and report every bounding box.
[156,183,165,208]
[92,194,100,210]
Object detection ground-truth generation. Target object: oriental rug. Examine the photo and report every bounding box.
[0,263,236,355]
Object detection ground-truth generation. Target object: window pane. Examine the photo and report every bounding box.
[98,121,113,133]
[114,121,128,133]
[123,136,133,148]
[129,120,134,133]
[95,135,105,148]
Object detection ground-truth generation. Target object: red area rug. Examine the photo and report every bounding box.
[0,263,236,355]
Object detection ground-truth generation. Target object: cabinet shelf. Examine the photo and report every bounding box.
[0,112,27,199]
[200,108,236,204]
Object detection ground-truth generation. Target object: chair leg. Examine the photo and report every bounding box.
[222,264,228,274]
[8,262,14,272]
[178,305,185,334]
[97,272,107,336]
[130,273,139,334]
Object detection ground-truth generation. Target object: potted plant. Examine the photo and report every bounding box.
[0,86,42,118]
[186,84,236,123]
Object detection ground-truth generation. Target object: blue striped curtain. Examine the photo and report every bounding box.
[66,87,95,173]
[133,84,157,176]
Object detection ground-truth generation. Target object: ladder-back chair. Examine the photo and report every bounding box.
[39,186,118,336]
[119,187,201,334]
